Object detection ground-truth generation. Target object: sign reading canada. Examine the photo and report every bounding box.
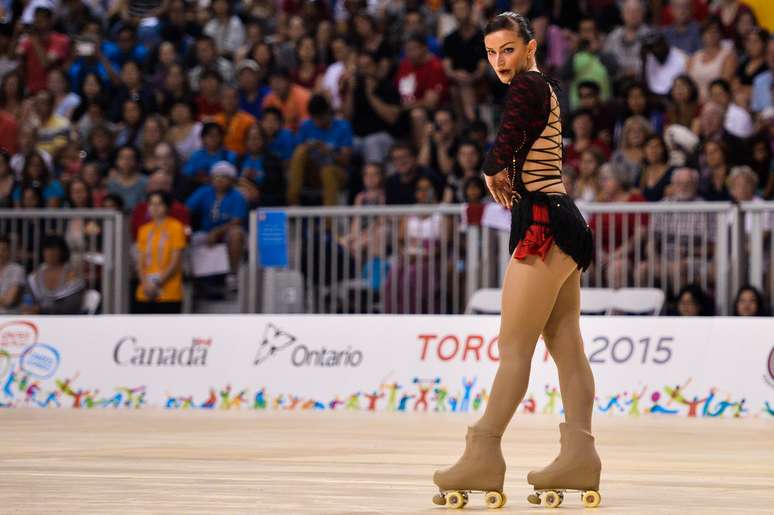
[0,315,772,419]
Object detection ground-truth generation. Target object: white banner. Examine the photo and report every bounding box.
[0,316,772,420]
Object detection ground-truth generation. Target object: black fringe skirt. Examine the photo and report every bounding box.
[509,192,594,272]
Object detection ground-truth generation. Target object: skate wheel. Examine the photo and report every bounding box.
[581,490,601,508]
[445,491,466,509]
[527,493,541,505]
[432,493,446,506]
[484,491,505,509]
[543,491,562,508]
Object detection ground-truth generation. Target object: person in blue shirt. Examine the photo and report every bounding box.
[260,107,297,161]
[287,94,353,205]
[183,122,237,184]
[186,161,248,286]
[751,39,774,113]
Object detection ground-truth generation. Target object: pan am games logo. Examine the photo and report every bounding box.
[766,346,774,389]
[254,323,363,367]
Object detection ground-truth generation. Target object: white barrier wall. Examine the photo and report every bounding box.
[1,316,772,419]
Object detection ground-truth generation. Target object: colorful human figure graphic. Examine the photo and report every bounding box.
[3,370,17,398]
[38,390,60,408]
[272,394,285,410]
[706,396,737,417]
[364,390,384,411]
[664,379,691,407]
[460,377,476,412]
[522,395,536,414]
[448,396,459,412]
[543,385,560,414]
[329,397,344,410]
[433,386,448,412]
[201,388,217,409]
[598,393,625,413]
[732,398,747,418]
[398,393,415,411]
[473,389,488,411]
[345,392,361,411]
[626,387,647,416]
[381,382,401,411]
[254,389,267,410]
[680,395,708,417]
[413,377,440,412]
[701,388,717,417]
[286,395,302,410]
[764,401,774,416]
[649,391,679,414]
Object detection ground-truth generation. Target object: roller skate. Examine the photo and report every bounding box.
[432,426,507,509]
[526,422,602,508]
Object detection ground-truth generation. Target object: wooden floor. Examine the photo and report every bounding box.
[0,410,772,514]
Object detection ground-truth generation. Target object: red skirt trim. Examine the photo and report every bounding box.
[513,203,554,261]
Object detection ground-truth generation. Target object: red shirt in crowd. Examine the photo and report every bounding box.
[0,111,19,154]
[17,32,70,94]
[395,55,449,106]
[130,201,191,241]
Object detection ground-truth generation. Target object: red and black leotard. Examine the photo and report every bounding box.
[482,70,593,271]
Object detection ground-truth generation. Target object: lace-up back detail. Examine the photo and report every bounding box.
[481,71,565,198]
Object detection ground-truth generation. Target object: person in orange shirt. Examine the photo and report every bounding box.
[261,67,310,132]
[135,190,187,313]
[209,86,256,155]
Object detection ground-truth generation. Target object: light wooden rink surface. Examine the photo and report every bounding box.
[0,410,772,514]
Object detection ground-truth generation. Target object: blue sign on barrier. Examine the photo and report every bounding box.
[258,211,289,268]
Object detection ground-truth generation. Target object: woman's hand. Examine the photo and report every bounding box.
[484,169,514,209]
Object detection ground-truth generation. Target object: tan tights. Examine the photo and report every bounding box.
[475,244,595,436]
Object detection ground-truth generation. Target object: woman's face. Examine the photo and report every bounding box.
[69,180,89,207]
[121,63,141,88]
[153,144,176,175]
[171,103,191,125]
[579,151,599,178]
[484,29,534,84]
[457,144,480,171]
[672,78,690,102]
[159,42,177,66]
[22,189,41,208]
[245,125,264,153]
[123,101,142,125]
[701,25,721,48]
[253,43,273,67]
[27,156,45,180]
[415,178,435,204]
[572,114,593,138]
[261,114,280,136]
[116,148,137,174]
[627,88,646,113]
[298,37,316,62]
[82,73,100,94]
[143,120,163,146]
[47,71,66,94]
[705,142,724,167]
[465,181,484,203]
[736,290,759,316]
[599,170,621,197]
[678,291,700,316]
[628,124,647,147]
[42,246,61,266]
[148,194,168,220]
[362,164,381,190]
[82,164,101,187]
[644,138,665,165]
[745,32,765,59]
[165,65,185,91]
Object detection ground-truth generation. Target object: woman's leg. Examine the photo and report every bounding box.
[475,245,578,435]
[433,245,577,492]
[527,269,601,492]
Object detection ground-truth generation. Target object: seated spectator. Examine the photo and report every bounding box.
[662,0,702,55]
[342,50,401,165]
[139,115,168,170]
[188,35,234,90]
[106,145,148,213]
[135,191,187,314]
[320,35,353,112]
[111,60,156,123]
[130,171,191,241]
[611,115,652,187]
[208,85,256,155]
[736,26,769,89]
[237,124,285,207]
[698,140,732,201]
[588,163,647,288]
[442,141,483,204]
[751,38,774,113]
[673,283,715,316]
[260,107,297,162]
[182,122,237,183]
[562,17,615,111]
[80,161,107,207]
[185,161,248,287]
[574,148,605,203]
[575,80,616,146]
[15,6,70,95]
[614,82,663,140]
[203,0,246,58]
[13,150,64,208]
[0,234,25,314]
[565,109,611,171]
[107,25,150,70]
[442,0,486,123]
[194,69,224,121]
[21,234,85,315]
[338,162,387,257]
[665,74,700,127]
[642,31,688,97]
[385,142,442,205]
[262,67,310,132]
[48,68,80,119]
[287,95,353,206]
[64,178,100,269]
[687,17,736,103]
[236,59,267,119]
[732,285,770,316]
[31,89,71,157]
[114,99,146,148]
[708,78,753,139]
[0,149,15,208]
[169,101,202,161]
[603,0,651,82]
[395,33,448,111]
[640,135,675,201]
[418,108,460,177]
[291,36,325,91]
[157,63,193,116]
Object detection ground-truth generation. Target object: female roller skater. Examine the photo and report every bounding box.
[432,12,601,510]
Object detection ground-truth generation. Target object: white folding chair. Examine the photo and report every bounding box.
[580,288,614,315]
[465,288,502,314]
[81,289,101,315]
[609,288,665,315]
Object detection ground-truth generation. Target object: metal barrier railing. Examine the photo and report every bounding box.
[251,202,742,315]
[0,209,128,313]
[741,201,774,299]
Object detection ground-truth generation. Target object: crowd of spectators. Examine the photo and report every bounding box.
[0,0,773,314]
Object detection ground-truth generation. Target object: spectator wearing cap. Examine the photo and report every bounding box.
[662,0,702,55]
[203,0,246,57]
[341,50,401,165]
[188,35,234,91]
[130,171,191,241]
[182,122,237,183]
[15,6,70,94]
[288,94,353,206]
[185,161,248,282]
[135,190,188,314]
[395,33,449,111]
[236,60,267,119]
[751,38,774,113]
[262,67,310,132]
[107,145,148,213]
[260,107,297,162]
[208,85,256,155]
[442,0,487,123]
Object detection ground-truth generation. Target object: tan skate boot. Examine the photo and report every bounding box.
[432,426,507,509]
[526,423,602,508]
